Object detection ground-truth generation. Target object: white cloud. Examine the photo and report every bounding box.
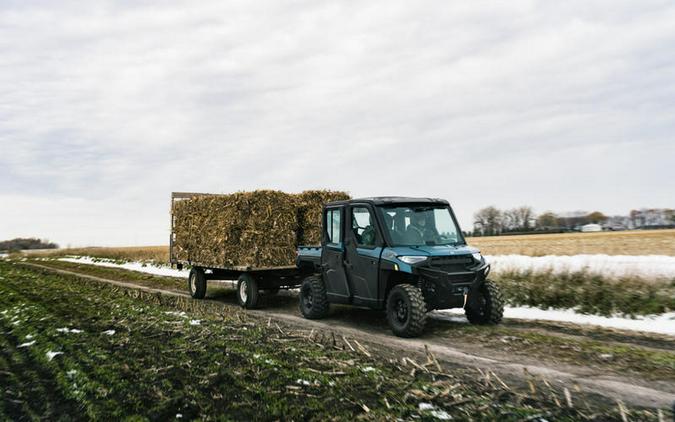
[1,1,674,246]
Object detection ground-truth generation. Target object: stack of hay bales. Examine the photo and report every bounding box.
[172,190,350,268]
[296,190,351,245]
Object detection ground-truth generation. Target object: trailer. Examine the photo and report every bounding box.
[169,192,312,308]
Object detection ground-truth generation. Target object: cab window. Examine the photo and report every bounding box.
[351,207,377,247]
[325,208,342,245]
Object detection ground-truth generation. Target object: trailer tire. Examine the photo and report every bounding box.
[299,275,329,319]
[236,273,260,309]
[188,268,207,299]
[465,280,504,325]
[386,284,427,338]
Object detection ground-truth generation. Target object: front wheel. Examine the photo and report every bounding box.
[236,273,260,309]
[386,284,427,338]
[188,268,207,299]
[465,280,504,325]
[299,275,329,319]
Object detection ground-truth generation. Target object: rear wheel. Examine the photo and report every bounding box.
[465,280,504,325]
[236,273,260,309]
[188,268,207,299]
[299,275,329,319]
[386,284,427,338]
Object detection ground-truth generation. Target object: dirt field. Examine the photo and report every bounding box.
[3,258,673,419]
[5,260,672,420]
[468,229,675,256]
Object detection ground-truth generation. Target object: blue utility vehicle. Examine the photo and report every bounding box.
[295,197,503,337]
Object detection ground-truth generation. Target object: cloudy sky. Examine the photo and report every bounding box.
[1,1,674,247]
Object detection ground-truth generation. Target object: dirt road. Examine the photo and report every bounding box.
[20,261,675,410]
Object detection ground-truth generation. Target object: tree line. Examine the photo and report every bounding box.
[0,238,59,251]
[471,206,675,236]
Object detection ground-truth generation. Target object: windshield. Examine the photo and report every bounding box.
[378,205,464,246]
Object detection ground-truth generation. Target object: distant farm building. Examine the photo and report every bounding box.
[581,223,602,232]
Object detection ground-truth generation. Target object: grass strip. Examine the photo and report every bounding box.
[493,270,675,316]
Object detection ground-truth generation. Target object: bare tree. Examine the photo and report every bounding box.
[501,209,521,231]
[501,206,535,231]
[587,211,608,224]
[536,212,559,229]
[473,206,502,236]
[513,206,535,230]
[667,209,675,224]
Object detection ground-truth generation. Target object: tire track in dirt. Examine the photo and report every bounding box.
[19,262,675,409]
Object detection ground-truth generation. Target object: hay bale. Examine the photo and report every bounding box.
[172,189,350,268]
[297,190,351,245]
[172,191,298,268]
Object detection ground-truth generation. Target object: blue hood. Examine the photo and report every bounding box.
[387,244,479,257]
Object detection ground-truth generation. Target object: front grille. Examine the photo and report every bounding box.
[428,255,473,273]
[446,273,475,284]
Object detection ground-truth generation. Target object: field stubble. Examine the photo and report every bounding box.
[468,229,675,256]
[3,261,666,420]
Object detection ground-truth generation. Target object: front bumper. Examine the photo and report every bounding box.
[415,262,490,310]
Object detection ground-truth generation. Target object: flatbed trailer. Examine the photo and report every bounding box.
[169,191,313,308]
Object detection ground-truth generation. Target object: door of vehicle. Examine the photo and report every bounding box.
[344,204,382,307]
[320,206,350,303]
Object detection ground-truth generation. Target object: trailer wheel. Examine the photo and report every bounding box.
[465,280,504,325]
[386,284,427,338]
[299,275,329,319]
[236,273,259,309]
[188,268,207,299]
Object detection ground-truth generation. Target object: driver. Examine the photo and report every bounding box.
[406,213,439,244]
[406,213,427,243]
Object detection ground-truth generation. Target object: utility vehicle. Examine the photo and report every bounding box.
[172,195,503,338]
[295,197,503,337]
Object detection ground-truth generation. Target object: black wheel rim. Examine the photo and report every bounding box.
[302,286,313,310]
[475,292,488,317]
[394,298,408,323]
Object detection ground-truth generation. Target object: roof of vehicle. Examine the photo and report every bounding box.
[326,196,450,206]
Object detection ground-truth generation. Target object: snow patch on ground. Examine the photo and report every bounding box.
[486,254,675,279]
[46,351,63,361]
[56,328,83,334]
[165,311,188,318]
[59,256,188,278]
[59,254,675,281]
[437,307,675,336]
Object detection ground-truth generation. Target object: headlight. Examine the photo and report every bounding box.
[398,256,428,265]
[472,252,483,263]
